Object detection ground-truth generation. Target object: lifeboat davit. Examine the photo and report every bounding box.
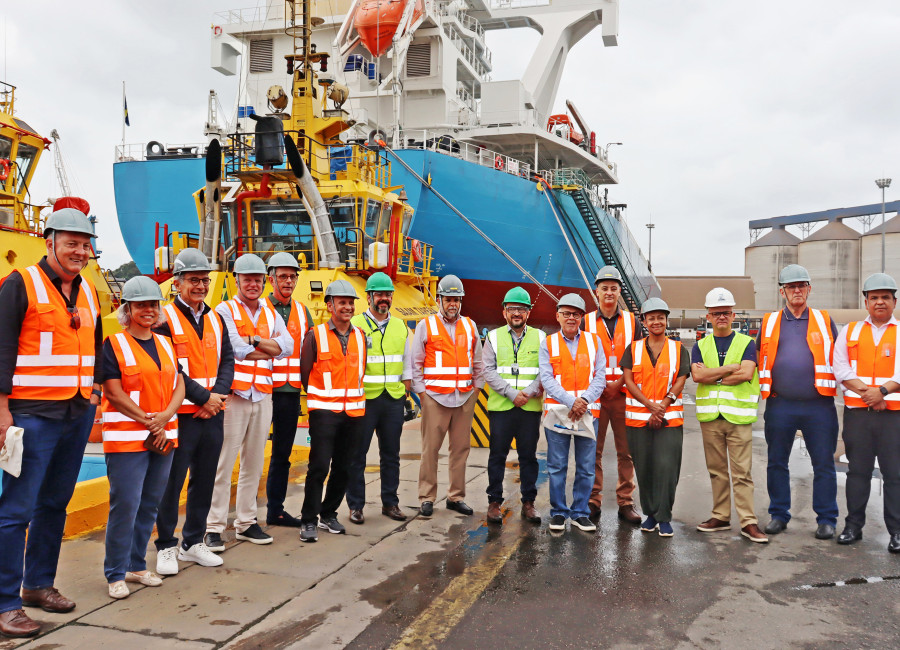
[354,0,425,58]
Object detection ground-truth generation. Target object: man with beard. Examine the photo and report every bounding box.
[482,287,544,525]
[346,273,412,524]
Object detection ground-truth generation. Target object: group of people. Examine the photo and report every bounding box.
[1,208,899,641]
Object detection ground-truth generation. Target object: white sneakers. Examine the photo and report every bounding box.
[156,547,179,576]
[178,543,224,567]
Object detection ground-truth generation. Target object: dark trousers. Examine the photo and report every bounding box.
[843,408,900,534]
[486,408,541,504]
[266,391,301,516]
[155,412,225,551]
[300,410,364,523]
[0,407,93,613]
[627,425,683,523]
[764,396,839,525]
[346,392,404,510]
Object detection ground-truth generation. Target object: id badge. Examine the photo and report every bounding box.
[609,355,617,369]
[511,363,519,375]
[366,335,373,349]
[884,344,893,358]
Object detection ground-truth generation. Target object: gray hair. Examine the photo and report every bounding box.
[116,302,165,328]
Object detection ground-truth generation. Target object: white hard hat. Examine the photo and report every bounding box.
[705,287,736,309]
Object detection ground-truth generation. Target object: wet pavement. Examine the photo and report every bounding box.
[6,381,900,648]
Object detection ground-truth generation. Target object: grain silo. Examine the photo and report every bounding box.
[745,227,800,310]
[860,213,900,286]
[797,221,860,309]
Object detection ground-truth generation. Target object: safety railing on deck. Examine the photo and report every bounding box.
[441,24,491,78]
[115,142,207,163]
[398,130,532,179]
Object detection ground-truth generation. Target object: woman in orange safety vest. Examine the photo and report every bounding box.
[100,277,184,600]
[621,298,690,538]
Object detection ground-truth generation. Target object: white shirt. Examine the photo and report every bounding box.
[833,315,900,385]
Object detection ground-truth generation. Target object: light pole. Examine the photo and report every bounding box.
[646,214,655,271]
[605,142,622,158]
[876,178,892,273]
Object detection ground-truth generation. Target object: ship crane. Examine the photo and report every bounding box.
[49,129,72,198]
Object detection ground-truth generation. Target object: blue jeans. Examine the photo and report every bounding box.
[764,396,839,526]
[346,393,404,510]
[104,450,174,583]
[0,407,94,614]
[545,428,596,519]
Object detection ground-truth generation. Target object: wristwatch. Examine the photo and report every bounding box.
[880,386,889,397]
[666,392,677,401]
[251,335,262,348]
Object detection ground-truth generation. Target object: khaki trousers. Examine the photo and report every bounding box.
[589,392,636,508]
[699,418,757,527]
[206,394,273,534]
[418,392,478,503]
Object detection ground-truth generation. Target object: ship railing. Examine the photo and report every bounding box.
[438,3,487,45]
[456,83,477,113]
[441,24,490,77]
[213,6,282,26]
[399,130,532,179]
[490,0,550,8]
[114,142,207,163]
[396,236,435,281]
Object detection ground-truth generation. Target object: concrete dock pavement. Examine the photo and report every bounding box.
[5,383,900,648]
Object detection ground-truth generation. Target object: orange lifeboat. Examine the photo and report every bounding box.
[547,114,585,146]
[354,0,425,58]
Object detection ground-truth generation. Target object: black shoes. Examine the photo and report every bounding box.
[764,519,787,535]
[300,522,318,543]
[236,523,273,545]
[267,511,302,528]
[836,527,863,545]
[420,501,434,517]
[447,500,474,515]
[889,533,900,553]
[318,516,346,534]
[815,523,836,540]
[204,532,225,552]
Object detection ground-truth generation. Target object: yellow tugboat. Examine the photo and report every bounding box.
[155,0,437,323]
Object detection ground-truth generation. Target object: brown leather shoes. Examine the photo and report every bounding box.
[382,505,407,521]
[617,505,642,525]
[349,509,365,525]
[487,502,503,524]
[697,517,731,532]
[21,586,75,613]
[0,609,40,638]
[521,501,541,524]
[741,523,769,544]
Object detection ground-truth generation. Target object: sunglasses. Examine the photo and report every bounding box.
[67,306,81,330]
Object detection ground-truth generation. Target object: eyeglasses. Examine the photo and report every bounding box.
[505,306,529,314]
[558,311,583,320]
[709,311,733,318]
[186,277,211,287]
[783,282,809,292]
[275,274,298,282]
[67,306,81,330]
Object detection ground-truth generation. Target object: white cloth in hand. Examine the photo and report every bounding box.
[0,426,25,478]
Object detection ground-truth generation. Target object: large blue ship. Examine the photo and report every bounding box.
[113,0,657,328]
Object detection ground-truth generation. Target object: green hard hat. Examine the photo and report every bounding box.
[862,273,899,294]
[44,208,96,238]
[595,265,622,285]
[267,251,300,271]
[233,253,267,275]
[121,275,164,302]
[366,272,395,292]
[325,279,359,300]
[437,275,465,297]
[502,286,531,307]
[778,264,811,285]
[173,248,212,275]
[557,293,586,313]
[641,297,670,315]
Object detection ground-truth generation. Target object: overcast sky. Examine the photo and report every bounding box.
[4,0,899,275]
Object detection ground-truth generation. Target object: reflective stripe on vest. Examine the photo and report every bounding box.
[486,326,544,412]
[422,315,477,393]
[758,308,836,399]
[843,321,900,409]
[101,332,179,453]
[227,299,275,393]
[543,331,599,416]
[695,333,760,424]
[624,339,684,427]
[351,313,408,400]
[164,303,223,413]
[267,298,309,389]
[307,324,367,414]
[11,265,98,400]
[585,309,635,384]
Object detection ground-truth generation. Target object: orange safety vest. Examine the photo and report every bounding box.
[759,308,836,399]
[266,297,309,389]
[306,323,366,415]
[585,309,635,387]
[163,302,223,414]
[225,298,275,394]
[843,320,900,410]
[422,314,477,394]
[624,339,684,427]
[543,331,600,416]
[10,265,98,401]
[101,331,179,453]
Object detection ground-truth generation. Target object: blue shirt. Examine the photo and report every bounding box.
[538,330,607,409]
[759,308,839,401]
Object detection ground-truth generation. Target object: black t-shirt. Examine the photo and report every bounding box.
[621,341,691,377]
[102,336,162,381]
[690,333,757,366]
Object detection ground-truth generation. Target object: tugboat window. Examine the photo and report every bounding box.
[14,142,38,193]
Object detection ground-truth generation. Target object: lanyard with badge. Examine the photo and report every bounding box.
[509,326,526,377]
